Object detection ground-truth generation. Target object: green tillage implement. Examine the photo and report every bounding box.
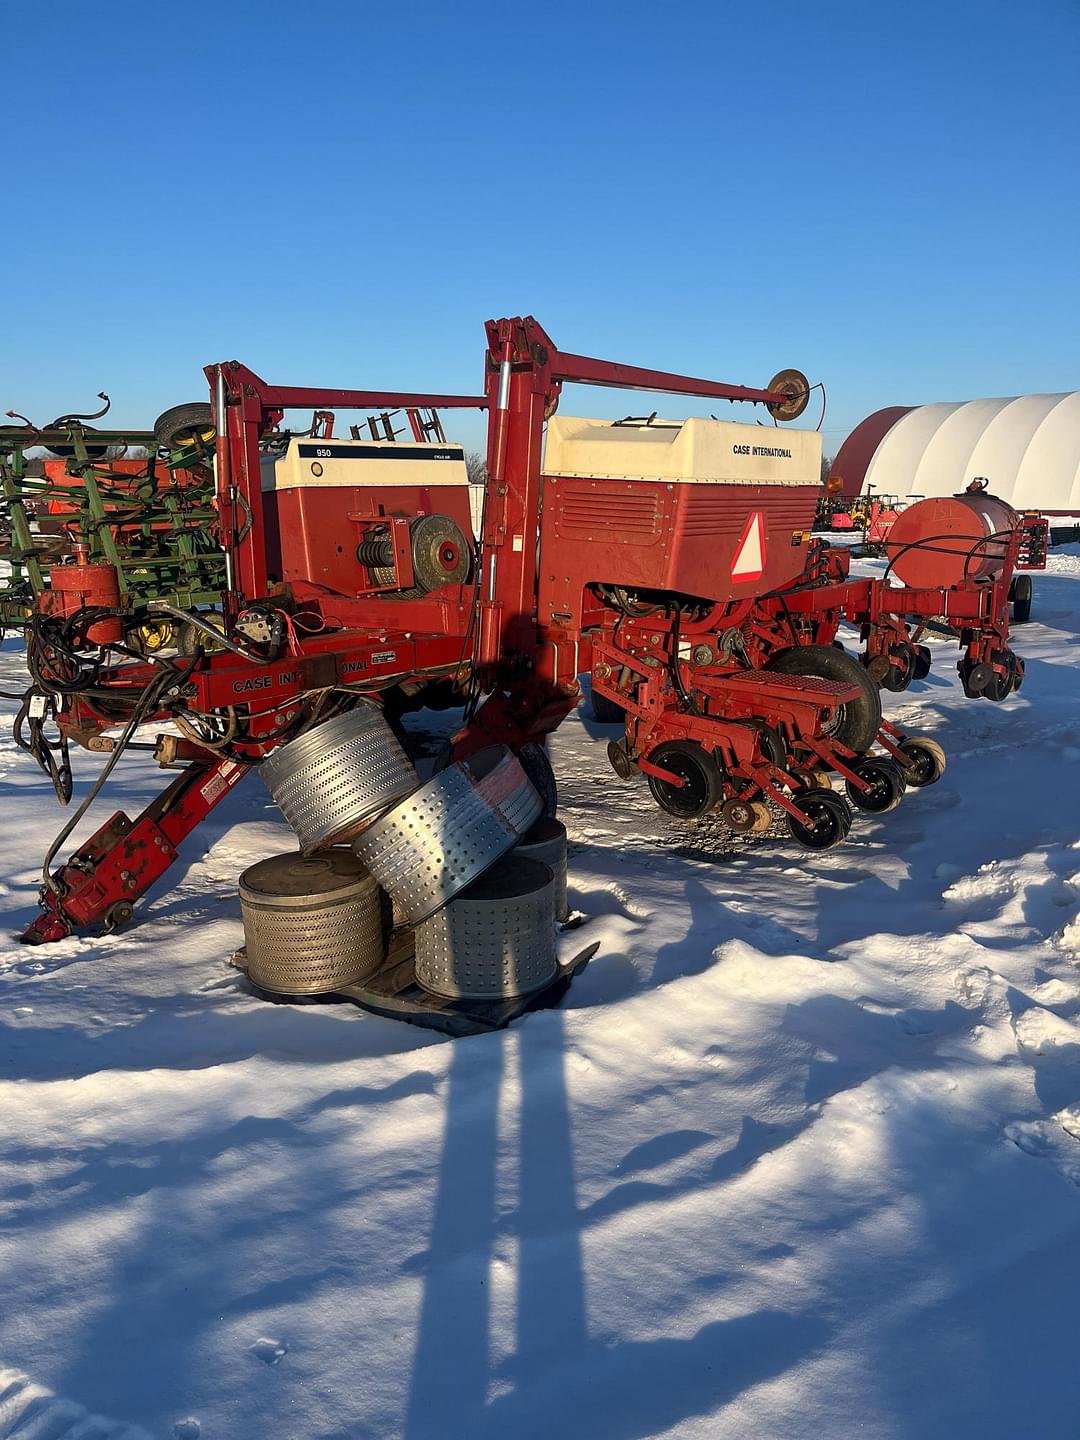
[0,425,226,634]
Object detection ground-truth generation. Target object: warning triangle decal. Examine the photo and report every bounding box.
[731,511,766,581]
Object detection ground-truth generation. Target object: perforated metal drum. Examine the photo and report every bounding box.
[239,850,386,994]
[352,746,543,924]
[259,706,418,852]
[515,816,569,921]
[413,855,558,1000]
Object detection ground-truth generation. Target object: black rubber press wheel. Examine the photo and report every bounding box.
[897,737,946,787]
[844,756,906,813]
[646,741,723,819]
[786,788,853,850]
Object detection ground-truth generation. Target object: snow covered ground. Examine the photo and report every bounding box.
[1,556,1079,1440]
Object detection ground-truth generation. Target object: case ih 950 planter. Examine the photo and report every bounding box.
[11,316,1043,944]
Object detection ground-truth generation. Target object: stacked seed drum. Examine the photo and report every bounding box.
[353,746,555,998]
[243,705,416,993]
[246,708,567,1002]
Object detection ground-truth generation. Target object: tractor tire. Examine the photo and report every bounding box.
[154,402,215,452]
[765,643,881,755]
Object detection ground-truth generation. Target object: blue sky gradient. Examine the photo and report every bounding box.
[3,0,1077,455]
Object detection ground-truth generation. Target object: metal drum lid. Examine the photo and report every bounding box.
[259,706,418,853]
[352,745,543,925]
[239,849,387,995]
[413,855,558,1000]
[515,816,569,921]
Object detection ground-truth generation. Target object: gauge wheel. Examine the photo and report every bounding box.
[982,650,1021,702]
[766,643,881,754]
[1011,574,1033,624]
[872,642,916,693]
[176,610,226,656]
[960,658,992,697]
[785,788,853,850]
[897,737,946,787]
[751,720,788,768]
[154,402,215,452]
[845,756,906,813]
[646,741,723,819]
[129,618,174,655]
[607,736,636,780]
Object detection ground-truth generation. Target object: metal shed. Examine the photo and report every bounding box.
[831,392,1080,511]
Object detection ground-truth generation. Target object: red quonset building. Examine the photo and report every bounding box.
[830,393,1080,512]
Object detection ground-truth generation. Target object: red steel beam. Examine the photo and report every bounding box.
[551,350,789,407]
[247,384,487,411]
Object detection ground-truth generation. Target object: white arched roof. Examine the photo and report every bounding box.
[862,393,1080,510]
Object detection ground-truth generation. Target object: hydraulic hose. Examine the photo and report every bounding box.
[146,600,280,663]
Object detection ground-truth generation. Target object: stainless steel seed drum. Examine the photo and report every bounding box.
[259,706,418,852]
[239,850,386,994]
[352,745,543,924]
[414,855,558,1000]
[515,816,569,921]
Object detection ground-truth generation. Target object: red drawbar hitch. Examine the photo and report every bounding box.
[19,757,248,944]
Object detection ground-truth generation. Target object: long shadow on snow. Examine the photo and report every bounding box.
[844,1065,1080,1440]
[786,992,973,1105]
[0,1070,440,1228]
[403,1009,827,1440]
[650,874,809,980]
[572,988,971,1236]
[0,983,440,1082]
[27,1042,449,1434]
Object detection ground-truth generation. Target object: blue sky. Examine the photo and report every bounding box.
[3,0,1077,456]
